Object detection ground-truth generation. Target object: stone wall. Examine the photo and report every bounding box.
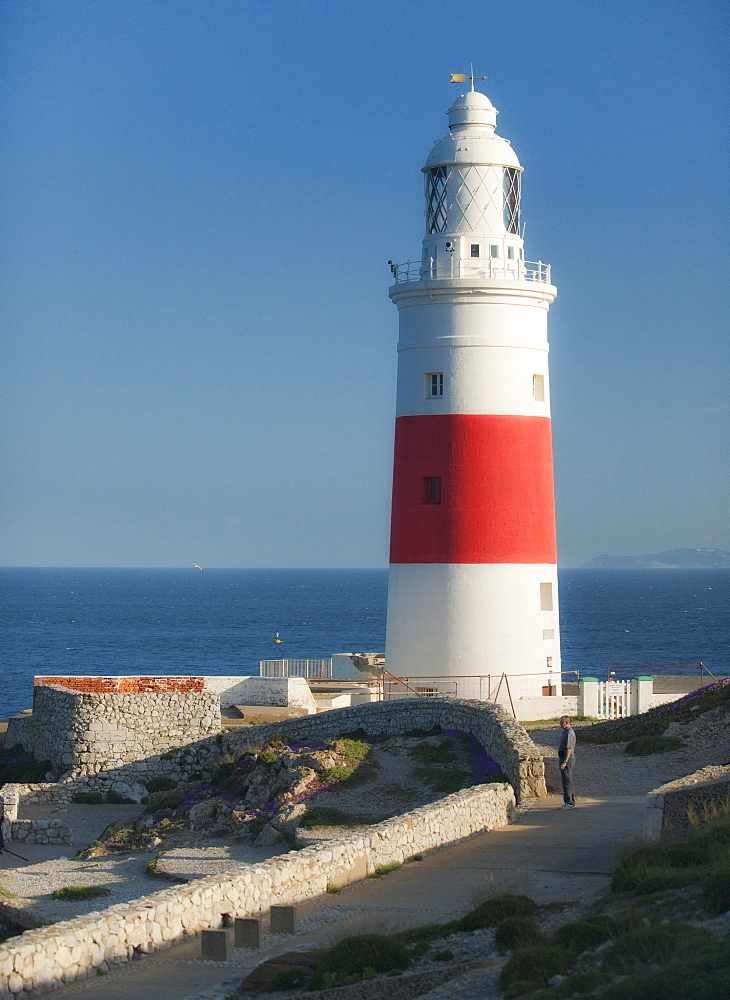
[6,683,220,780]
[0,780,515,995]
[643,765,730,842]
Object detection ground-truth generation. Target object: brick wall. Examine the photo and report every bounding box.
[33,676,206,693]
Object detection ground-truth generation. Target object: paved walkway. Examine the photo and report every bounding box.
[22,794,647,999]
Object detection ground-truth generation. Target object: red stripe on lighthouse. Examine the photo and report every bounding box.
[389,414,557,564]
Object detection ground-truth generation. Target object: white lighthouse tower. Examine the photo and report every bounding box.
[385,82,561,703]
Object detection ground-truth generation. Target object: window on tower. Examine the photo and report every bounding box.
[423,477,442,504]
[490,245,500,258]
[425,167,448,234]
[540,582,554,611]
[503,168,521,234]
[533,374,545,402]
[426,372,444,398]
[470,244,480,257]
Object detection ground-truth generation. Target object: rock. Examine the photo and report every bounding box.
[272,803,307,836]
[253,823,286,847]
[188,798,233,831]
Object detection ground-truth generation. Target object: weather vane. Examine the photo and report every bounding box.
[450,64,487,91]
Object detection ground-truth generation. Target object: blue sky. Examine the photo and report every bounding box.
[2,0,728,569]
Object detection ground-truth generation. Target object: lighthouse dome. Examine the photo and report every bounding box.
[423,90,521,172]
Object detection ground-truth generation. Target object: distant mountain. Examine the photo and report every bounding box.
[583,548,730,570]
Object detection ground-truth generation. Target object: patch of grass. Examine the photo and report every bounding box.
[458,893,537,931]
[602,923,712,976]
[612,811,730,896]
[300,807,377,828]
[580,677,730,745]
[330,738,371,764]
[433,948,454,962]
[599,937,730,1000]
[145,853,188,883]
[72,792,105,805]
[105,790,135,804]
[415,766,470,794]
[403,725,442,738]
[552,914,622,952]
[311,933,409,989]
[703,862,730,915]
[408,738,456,766]
[326,884,340,894]
[51,885,111,902]
[0,745,51,784]
[495,917,541,954]
[499,944,573,991]
[624,734,684,756]
[371,862,401,878]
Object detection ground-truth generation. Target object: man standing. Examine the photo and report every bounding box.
[558,716,576,808]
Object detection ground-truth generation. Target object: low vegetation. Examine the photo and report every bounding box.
[0,745,50,784]
[579,677,730,745]
[51,885,111,902]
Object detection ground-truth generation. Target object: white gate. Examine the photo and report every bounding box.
[598,680,631,719]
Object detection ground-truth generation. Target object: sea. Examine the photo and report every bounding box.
[1,568,728,719]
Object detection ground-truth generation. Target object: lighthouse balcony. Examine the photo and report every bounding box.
[391,258,551,285]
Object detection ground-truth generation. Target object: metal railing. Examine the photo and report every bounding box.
[380,671,580,703]
[391,258,551,285]
[260,658,332,679]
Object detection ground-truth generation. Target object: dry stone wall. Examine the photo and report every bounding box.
[6,684,220,781]
[644,765,730,842]
[0,781,515,995]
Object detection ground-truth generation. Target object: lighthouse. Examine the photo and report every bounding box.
[385,82,561,703]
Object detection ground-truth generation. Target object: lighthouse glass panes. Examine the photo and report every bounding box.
[503,167,521,234]
[426,167,448,233]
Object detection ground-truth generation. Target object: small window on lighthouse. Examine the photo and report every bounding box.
[426,372,444,398]
[503,167,521,234]
[425,167,448,234]
[470,244,480,257]
[533,374,545,402]
[490,245,499,258]
[540,583,554,611]
[423,477,442,504]
[507,246,515,260]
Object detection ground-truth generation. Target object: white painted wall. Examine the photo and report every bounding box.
[202,676,316,713]
[385,563,562,700]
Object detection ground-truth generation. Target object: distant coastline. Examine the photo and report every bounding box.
[583,548,729,570]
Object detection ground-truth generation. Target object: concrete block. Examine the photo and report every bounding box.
[201,929,228,961]
[269,905,297,934]
[234,917,261,948]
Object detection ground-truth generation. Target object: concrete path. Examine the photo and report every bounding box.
[22,794,647,999]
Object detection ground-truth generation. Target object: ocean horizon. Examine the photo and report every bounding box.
[1,567,728,719]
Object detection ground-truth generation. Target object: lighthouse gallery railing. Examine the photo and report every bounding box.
[391,258,551,284]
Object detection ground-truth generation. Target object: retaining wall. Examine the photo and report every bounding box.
[644,766,730,842]
[0,780,515,995]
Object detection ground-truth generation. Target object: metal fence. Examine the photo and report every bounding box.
[260,659,332,680]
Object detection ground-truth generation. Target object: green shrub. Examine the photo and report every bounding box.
[269,966,313,991]
[372,862,401,877]
[553,914,620,952]
[457,894,537,932]
[494,917,541,953]
[433,948,454,962]
[602,924,711,976]
[624,735,684,756]
[0,746,51,784]
[152,792,183,811]
[311,933,410,988]
[72,792,105,805]
[599,937,730,1000]
[105,790,134,804]
[145,776,175,793]
[703,863,730,915]
[51,885,111,901]
[332,738,371,764]
[504,981,540,998]
[499,945,573,990]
